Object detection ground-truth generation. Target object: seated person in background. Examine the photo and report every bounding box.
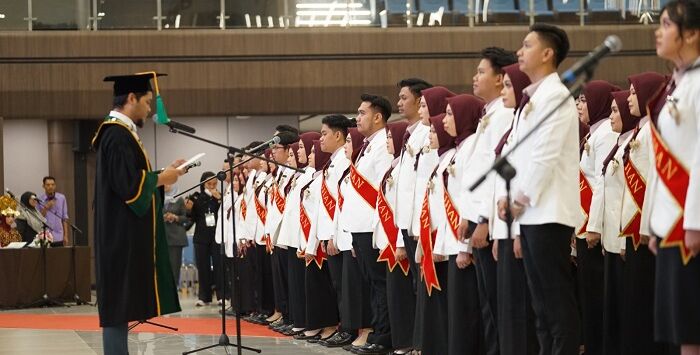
[0,195,22,247]
[16,192,48,244]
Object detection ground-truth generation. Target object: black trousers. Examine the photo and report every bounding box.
[415,260,449,355]
[168,245,184,286]
[473,230,500,355]
[305,260,340,329]
[622,239,673,355]
[497,238,539,355]
[520,224,580,355]
[194,239,223,303]
[603,252,624,355]
[327,252,345,328]
[271,246,289,318]
[447,255,482,355]
[576,238,604,355]
[254,245,275,314]
[352,232,392,347]
[386,254,415,349]
[233,246,256,314]
[341,250,372,330]
[287,247,307,328]
[401,229,421,294]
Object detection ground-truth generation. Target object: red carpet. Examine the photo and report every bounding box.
[0,314,285,337]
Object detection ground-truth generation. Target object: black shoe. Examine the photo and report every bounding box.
[343,344,357,352]
[280,325,297,336]
[320,331,354,347]
[267,317,284,328]
[293,331,320,340]
[313,330,337,344]
[306,334,323,343]
[355,343,393,355]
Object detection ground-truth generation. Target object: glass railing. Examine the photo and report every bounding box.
[0,0,666,30]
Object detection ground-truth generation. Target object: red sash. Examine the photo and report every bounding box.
[321,178,337,220]
[338,186,345,211]
[578,169,593,235]
[254,196,267,225]
[418,190,440,296]
[443,189,460,239]
[306,243,327,270]
[300,200,311,248]
[350,164,378,208]
[274,185,286,214]
[621,160,646,249]
[240,197,247,220]
[650,125,692,264]
[376,188,410,276]
[262,234,273,254]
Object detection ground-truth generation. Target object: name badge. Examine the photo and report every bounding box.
[205,212,216,227]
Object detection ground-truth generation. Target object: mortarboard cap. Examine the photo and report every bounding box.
[103,72,167,97]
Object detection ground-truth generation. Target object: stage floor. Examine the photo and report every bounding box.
[0,293,350,355]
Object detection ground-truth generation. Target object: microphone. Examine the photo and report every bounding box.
[152,114,196,134]
[247,136,281,154]
[560,35,622,85]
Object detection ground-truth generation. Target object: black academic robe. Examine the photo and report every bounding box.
[92,119,181,327]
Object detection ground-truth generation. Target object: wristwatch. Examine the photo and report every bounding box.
[477,216,489,225]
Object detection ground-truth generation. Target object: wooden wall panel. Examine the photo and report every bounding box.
[0,26,666,119]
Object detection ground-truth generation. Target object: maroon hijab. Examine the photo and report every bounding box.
[387,120,409,158]
[429,113,455,157]
[447,94,486,146]
[289,142,306,169]
[299,132,321,157]
[313,140,332,170]
[422,86,456,117]
[582,80,620,126]
[612,90,640,135]
[627,72,667,118]
[348,127,365,163]
[502,64,532,108]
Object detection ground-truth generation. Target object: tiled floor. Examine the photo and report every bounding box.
[0,294,351,355]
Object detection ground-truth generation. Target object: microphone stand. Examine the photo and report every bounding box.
[468,67,592,243]
[14,198,68,309]
[35,200,93,306]
[163,128,291,354]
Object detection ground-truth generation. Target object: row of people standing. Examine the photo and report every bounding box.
[212,4,700,355]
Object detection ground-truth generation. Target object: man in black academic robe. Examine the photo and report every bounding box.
[93,73,185,355]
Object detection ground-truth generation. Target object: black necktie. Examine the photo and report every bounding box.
[356,140,370,163]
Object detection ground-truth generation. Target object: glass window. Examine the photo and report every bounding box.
[0,0,28,30]
[162,0,220,29]
[96,0,157,29]
[34,0,85,30]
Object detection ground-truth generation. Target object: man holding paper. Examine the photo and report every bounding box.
[92,72,185,355]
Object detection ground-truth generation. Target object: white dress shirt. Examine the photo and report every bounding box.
[395,122,431,232]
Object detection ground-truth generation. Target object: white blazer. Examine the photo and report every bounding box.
[643,61,700,238]
[621,119,652,238]
[395,122,431,231]
[302,172,323,255]
[277,168,315,249]
[374,161,401,251]
[342,129,393,234]
[427,149,456,258]
[334,169,355,252]
[597,131,633,254]
[505,72,581,228]
[445,136,478,255]
[579,119,619,236]
[265,167,293,245]
[317,148,351,241]
[410,132,440,237]
[215,183,236,257]
[254,174,273,245]
[241,170,267,242]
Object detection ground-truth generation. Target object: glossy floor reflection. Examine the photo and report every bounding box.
[0,294,350,355]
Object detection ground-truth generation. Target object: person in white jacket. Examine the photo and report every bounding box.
[577,80,620,355]
[442,94,486,355]
[458,47,517,355]
[620,71,669,355]
[497,23,581,355]
[643,3,700,353]
[343,94,394,354]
